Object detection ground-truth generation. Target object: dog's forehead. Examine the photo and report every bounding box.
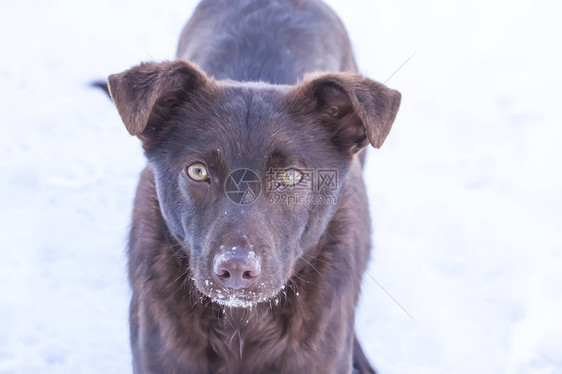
[187,82,301,156]
[168,80,330,171]
[213,80,291,116]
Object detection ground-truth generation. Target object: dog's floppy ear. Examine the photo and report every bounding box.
[107,60,208,136]
[290,72,401,153]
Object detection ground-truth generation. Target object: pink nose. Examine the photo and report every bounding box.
[213,252,261,289]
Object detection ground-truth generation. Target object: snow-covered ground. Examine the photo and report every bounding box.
[1,0,561,373]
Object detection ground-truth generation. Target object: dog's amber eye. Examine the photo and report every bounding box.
[186,163,209,182]
[281,168,303,187]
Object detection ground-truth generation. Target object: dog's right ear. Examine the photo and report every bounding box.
[108,60,208,137]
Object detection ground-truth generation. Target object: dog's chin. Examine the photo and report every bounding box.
[210,291,269,308]
[195,278,283,309]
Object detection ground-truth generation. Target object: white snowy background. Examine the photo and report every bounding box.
[1,0,561,373]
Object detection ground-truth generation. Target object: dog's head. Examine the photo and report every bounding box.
[108,60,400,307]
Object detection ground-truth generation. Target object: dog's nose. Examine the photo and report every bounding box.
[213,252,261,289]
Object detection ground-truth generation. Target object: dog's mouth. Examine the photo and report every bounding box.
[196,278,282,308]
[210,291,269,308]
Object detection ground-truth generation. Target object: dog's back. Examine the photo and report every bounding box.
[177,0,358,83]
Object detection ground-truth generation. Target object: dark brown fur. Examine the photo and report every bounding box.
[107,1,400,373]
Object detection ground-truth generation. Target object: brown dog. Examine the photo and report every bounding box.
[107,0,400,372]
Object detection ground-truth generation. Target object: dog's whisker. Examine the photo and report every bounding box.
[303,253,331,266]
[299,257,330,285]
[322,229,416,321]
[162,269,190,293]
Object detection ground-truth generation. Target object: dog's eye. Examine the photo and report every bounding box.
[186,163,209,182]
[281,168,303,187]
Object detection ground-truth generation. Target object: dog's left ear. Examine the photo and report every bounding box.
[289,72,401,153]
